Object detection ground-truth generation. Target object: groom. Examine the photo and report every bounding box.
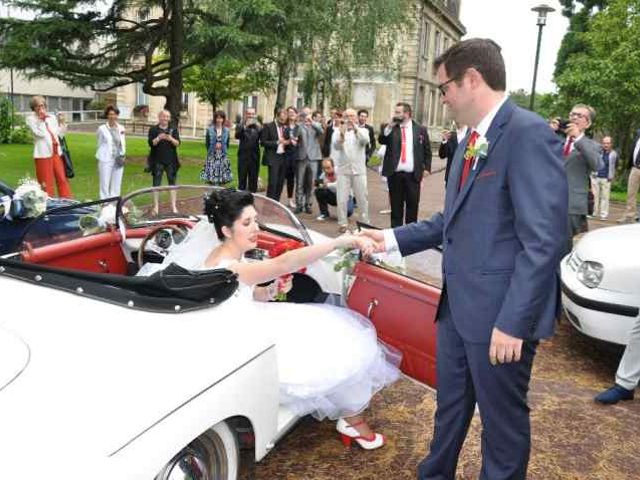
[362,39,568,479]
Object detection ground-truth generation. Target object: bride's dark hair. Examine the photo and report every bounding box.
[204,189,255,240]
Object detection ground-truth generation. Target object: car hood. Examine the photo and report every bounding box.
[0,327,29,392]
[572,223,640,292]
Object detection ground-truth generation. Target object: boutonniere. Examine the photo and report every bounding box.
[468,136,489,170]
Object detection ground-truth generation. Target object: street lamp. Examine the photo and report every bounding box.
[529,3,555,111]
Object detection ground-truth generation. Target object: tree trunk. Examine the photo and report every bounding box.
[274,58,290,117]
[165,0,185,128]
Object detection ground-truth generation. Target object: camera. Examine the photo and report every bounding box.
[558,119,570,130]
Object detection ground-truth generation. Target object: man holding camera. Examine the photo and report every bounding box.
[379,102,432,227]
[331,108,370,233]
[235,107,262,193]
[561,104,602,253]
[296,108,324,213]
[439,123,468,186]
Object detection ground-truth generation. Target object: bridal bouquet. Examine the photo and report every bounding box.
[268,239,306,301]
[13,177,48,218]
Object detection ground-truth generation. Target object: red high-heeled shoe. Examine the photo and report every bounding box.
[336,418,385,450]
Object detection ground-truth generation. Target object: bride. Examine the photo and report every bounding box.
[143,188,401,449]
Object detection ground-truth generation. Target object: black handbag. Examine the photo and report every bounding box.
[58,136,74,178]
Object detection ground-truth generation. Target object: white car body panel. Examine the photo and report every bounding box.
[561,224,640,345]
[0,275,282,479]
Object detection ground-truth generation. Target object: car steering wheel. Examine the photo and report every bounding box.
[137,222,191,269]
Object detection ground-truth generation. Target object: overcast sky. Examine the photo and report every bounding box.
[459,0,569,94]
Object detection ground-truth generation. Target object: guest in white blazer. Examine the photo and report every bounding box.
[96,105,127,199]
[26,95,73,198]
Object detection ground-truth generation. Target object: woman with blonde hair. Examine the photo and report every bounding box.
[25,95,72,197]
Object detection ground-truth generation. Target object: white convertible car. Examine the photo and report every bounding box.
[0,185,441,480]
[561,222,640,345]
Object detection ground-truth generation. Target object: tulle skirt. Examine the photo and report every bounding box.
[256,302,401,421]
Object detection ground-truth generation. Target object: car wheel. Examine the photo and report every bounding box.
[155,421,239,480]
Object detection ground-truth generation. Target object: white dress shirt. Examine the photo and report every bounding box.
[456,126,468,144]
[383,95,509,251]
[396,122,415,173]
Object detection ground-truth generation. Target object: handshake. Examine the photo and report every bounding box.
[338,229,387,257]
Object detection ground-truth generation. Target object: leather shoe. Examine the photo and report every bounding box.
[594,384,634,404]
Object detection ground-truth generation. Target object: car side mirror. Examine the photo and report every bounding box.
[9,197,26,219]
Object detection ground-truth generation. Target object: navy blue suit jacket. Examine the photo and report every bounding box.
[394,99,568,343]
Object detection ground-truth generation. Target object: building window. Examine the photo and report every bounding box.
[136,84,148,106]
[181,92,189,111]
[429,89,437,126]
[243,95,258,112]
[435,31,442,58]
[420,21,430,58]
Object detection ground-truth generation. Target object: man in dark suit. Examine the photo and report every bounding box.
[438,124,467,185]
[362,39,568,480]
[357,109,377,166]
[260,108,289,201]
[235,107,262,192]
[321,109,342,159]
[379,102,432,227]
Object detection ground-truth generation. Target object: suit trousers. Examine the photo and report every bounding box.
[295,158,313,208]
[622,166,640,221]
[615,313,640,390]
[34,154,72,198]
[98,160,124,199]
[592,177,611,218]
[315,187,354,217]
[238,153,259,192]
[388,171,420,227]
[336,173,369,227]
[266,154,286,201]
[418,300,537,480]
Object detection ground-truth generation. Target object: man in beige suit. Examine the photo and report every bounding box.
[332,108,370,233]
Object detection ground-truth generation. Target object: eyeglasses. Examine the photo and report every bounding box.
[437,77,459,96]
[569,111,586,120]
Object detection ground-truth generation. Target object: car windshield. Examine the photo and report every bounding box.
[19,197,117,250]
[119,186,311,244]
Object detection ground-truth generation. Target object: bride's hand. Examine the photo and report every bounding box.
[335,235,376,257]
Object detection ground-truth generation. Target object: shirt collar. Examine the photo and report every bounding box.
[473,95,508,138]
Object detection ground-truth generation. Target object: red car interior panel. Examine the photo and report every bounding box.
[347,261,440,388]
[257,231,303,252]
[22,230,128,275]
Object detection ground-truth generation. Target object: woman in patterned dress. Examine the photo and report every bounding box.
[201,110,232,185]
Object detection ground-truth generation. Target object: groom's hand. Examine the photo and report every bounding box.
[489,327,523,365]
[357,229,386,254]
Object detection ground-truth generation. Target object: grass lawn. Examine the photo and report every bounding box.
[0,132,267,201]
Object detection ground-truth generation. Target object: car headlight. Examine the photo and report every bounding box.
[577,261,604,288]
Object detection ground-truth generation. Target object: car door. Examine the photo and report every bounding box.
[346,250,442,388]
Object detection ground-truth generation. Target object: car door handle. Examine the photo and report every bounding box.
[367,299,379,318]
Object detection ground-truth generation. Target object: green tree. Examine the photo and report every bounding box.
[555,0,640,159]
[183,56,275,112]
[508,89,565,121]
[0,0,281,124]
[267,0,410,114]
[555,0,608,78]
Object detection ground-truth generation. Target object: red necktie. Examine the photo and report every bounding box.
[400,126,407,163]
[563,137,574,157]
[459,130,480,191]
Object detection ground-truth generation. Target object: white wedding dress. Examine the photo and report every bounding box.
[138,220,401,420]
